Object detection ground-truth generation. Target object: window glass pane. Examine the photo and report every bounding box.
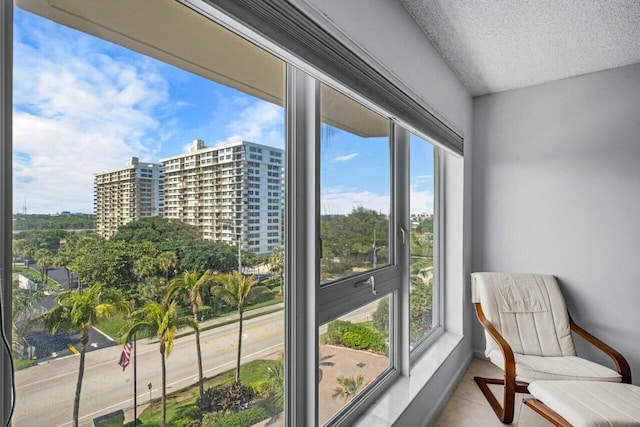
[12,4,285,427]
[409,134,436,348]
[320,84,391,284]
[318,295,391,424]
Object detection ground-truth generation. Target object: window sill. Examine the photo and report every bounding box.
[353,332,465,426]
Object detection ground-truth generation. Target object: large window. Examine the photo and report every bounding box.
[2,1,456,426]
[10,3,286,427]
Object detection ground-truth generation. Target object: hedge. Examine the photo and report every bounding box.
[325,320,386,352]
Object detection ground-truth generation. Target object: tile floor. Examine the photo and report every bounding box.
[433,358,552,426]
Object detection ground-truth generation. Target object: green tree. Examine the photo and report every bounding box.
[372,297,389,336]
[180,241,237,274]
[157,251,178,282]
[121,300,197,427]
[71,238,134,291]
[111,216,199,248]
[35,248,54,286]
[11,279,47,357]
[166,270,214,400]
[54,239,76,290]
[266,352,285,412]
[410,275,433,343]
[212,272,269,383]
[44,284,129,427]
[332,374,366,402]
[268,245,285,294]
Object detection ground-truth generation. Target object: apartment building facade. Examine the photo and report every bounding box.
[94,157,162,238]
[161,139,284,255]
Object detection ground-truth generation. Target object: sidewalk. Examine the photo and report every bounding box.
[191,302,284,332]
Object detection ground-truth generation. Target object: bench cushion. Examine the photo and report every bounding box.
[487,351,622,382]
[528,381,640,426]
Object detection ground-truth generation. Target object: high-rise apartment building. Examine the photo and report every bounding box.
[94,157,162,238]
[161,140,284,255]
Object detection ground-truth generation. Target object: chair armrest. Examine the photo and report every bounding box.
[474,303,516,383]
[570,318,632,383]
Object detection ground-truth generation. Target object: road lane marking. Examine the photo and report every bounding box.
[54,342,284,427]
[68,345,79,355]
[19,316,285,389]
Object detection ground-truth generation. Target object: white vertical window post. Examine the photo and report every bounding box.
[285,65,320,426]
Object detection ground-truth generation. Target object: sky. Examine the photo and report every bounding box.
[12,8,434,216]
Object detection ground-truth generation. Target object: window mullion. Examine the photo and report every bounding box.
[393,126,410,376]
[0,0,13,423]
[285,65,320,427]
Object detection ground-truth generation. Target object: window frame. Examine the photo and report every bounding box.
[0,0,13,424]
[1,1,454,425]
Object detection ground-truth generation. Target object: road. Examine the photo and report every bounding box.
[13,299,379,427]
[14,310,285,427]
[16,263,112,360]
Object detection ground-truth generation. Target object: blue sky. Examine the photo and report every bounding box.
[13,8,433,215]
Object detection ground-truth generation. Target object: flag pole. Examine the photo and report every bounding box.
[133,334,137,426]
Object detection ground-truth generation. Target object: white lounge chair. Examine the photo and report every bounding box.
[471,272,631,423]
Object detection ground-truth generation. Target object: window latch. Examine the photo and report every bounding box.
[399,226,406,244]
[355,275,377,296]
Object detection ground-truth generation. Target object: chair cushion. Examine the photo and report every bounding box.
[472,272,576,357]
[528,381,640,426]
[487,350,623,382]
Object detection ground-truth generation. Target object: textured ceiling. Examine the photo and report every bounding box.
[400,0,640,96]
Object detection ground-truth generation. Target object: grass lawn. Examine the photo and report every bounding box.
[131,359,275,426]
[12,265,57,288]
[14,358,36,371]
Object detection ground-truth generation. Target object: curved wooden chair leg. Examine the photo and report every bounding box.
[524,398,572,427]
[474,376,516,424]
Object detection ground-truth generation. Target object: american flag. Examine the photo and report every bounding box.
[118,342,132,371]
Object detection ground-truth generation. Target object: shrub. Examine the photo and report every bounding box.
[249,289,275,305]
[197,305,213,321]
[212,404,270,427]
[198,382,256,414]
[324,320,385,352]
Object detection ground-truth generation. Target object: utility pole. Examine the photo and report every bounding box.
[238,240,242,274]
[133,336,137,426]
[372,229,377,269]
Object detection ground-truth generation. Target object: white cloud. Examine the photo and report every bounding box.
[320,186,433,216]
[335,153,359,162]
[12,20,171,213]
[321,187,390,215]
[216,99,285,149]
[410,187,434,215]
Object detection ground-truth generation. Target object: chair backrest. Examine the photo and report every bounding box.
[471,272,576,357]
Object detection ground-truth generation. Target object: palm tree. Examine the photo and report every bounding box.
[212,272,269,383]
[332,374,366,402]
[268,245,285,295]
[121,300,197,427]
[35,248,54,287]
[44,284,128,427]
[166,270,214,400]
[266,352,285,411]
[157,251,178,282]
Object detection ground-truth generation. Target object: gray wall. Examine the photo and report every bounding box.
[472,62,640,382]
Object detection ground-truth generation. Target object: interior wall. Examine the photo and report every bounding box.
[291,0,474,424]
[472,62,640,383]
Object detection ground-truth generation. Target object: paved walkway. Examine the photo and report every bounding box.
[192,302,284,332]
